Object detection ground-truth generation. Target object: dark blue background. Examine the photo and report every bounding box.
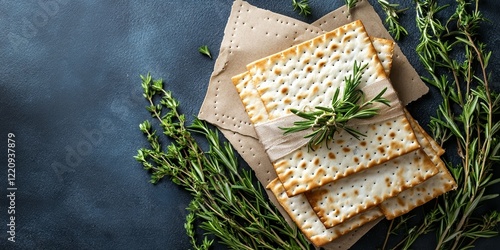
[0,0,499,249]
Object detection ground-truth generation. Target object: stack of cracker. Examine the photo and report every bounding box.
[230,20,457,246]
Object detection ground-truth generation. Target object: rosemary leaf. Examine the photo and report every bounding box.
[344,0,359,10]
[198,45,212,59]
[291,0,311,17]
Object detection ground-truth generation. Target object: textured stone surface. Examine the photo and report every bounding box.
[0,0,498,249]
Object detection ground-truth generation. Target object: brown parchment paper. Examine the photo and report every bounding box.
[198,0,428,248]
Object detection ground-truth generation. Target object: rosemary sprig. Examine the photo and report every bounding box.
[198,45,212,59]
[377,0,409,40]
[135,74,312,250]
[281,61,390,151]
[292,0,311,17]
[344,0,359,11]
[386,0,500,249]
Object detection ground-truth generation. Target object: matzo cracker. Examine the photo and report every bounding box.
[267,178,383,246]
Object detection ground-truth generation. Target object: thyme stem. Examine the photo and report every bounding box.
[382,219,394,250]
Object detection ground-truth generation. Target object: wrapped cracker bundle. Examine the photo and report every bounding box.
[232,33,398,245]
[203,1,457,247]
[229,18,459,246]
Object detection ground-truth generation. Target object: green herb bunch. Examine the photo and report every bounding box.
[135,74,312,250]
[281,61,389,151]
[384,0,500,249]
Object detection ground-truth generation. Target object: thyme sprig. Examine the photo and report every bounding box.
[385,0,500,249]
[135,74,312,250]
[292,0,311,17]
[377,0,409,40]
[281,61,390,151]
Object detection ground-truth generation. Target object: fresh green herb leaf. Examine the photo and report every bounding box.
[344,0,359,10]
[377,0,409,40]
[198,45,212,59]
[292,0,311,17]
[281,61,390,151]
